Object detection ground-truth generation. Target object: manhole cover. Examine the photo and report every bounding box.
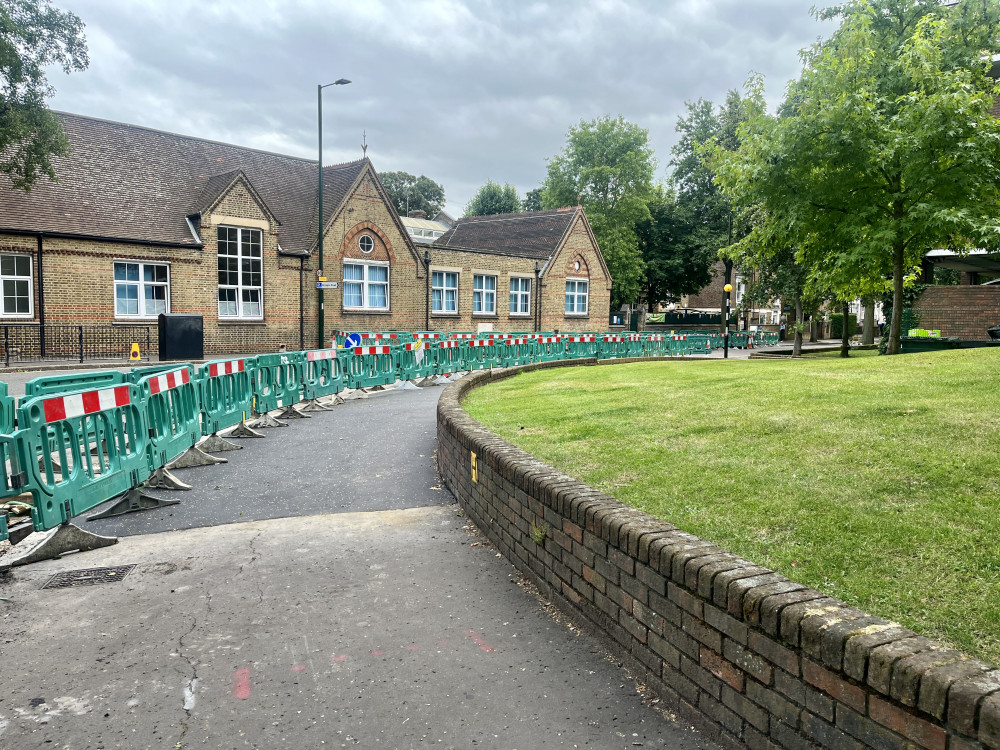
[41,565,136,589]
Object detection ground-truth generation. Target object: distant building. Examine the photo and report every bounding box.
[400,215,450,244]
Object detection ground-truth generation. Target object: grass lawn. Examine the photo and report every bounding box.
[463,349,1000,664]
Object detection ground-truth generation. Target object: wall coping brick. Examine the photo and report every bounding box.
[437,359,1000,750]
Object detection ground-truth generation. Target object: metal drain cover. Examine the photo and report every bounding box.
[41,565,136,589]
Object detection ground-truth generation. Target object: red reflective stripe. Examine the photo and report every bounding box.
[43,398,66,423]
[166,371,176,390]
[81,390,100,414]
[149,377,162,395]
[114,386,130,407]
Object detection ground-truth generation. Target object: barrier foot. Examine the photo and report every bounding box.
[88,486,181,521]
[299,398,334,412]
[365,384,389,393]
[341,389,368,400]
[247,412,288,428]
[433,375,453,385]
[415,377,437,387]
[168,445,228,469]
[395,380,421,391]
[145,467,192,491]
[200,434,242,453]
[225,421,266,439]
[276,404,311,419]
[0,523,118,570]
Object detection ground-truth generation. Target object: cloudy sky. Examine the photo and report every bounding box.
[50,0,833,217]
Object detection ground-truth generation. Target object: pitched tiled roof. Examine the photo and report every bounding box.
[0,112,367,256]
[433,208,579,260]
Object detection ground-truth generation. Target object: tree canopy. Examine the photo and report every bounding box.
[713,0,1000,354]
[465,179,522,216]
[0,0,88,192]
[541,115,655,308]
[378,171,446,217]
[522,187,543,212]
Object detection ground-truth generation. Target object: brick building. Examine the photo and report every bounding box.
[0,113,611,356]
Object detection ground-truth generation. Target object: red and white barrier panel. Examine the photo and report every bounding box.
[307,349,338,361]
[374,333,398,340]
[147,368,190,395]
[449,333,477,339]
[566,335,596,342]
[43,386,131,423]
[353,346,392,355]
[627,334,642,341]
[487,333,512,339]
[536,337,562,344]
[648,335,665,341]
[467,340,493,347]
[603,335,623,342]
[439,340,460,349]
[506,338,530,345]
[672,335,687,341]
[415,333,440,339]
[208,360,246,377]
[403,342,429,351]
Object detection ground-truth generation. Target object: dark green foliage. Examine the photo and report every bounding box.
[830,313,858,340]
[0,0,89,191]
[465,179,522,216]
[522,188,543,212]
[378,171,445,217]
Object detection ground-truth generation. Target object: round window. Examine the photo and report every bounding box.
[574,261,581,271]
[359,234,374,254]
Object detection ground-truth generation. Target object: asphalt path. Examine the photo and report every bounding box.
[85,386,451,537]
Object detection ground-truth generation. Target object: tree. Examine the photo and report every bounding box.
[0,0,88,192]
[378,171,445,217]
[714,1,1000,354]
[522,187,543,212]
[541,115,655,308]
[635,188,716,306]
[465,179,522,216]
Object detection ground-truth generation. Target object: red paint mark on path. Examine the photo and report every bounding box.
[331,654,348,663]
[232,668,252,700]
[290,665,307,672]
[437,641,449,647]
[464,630,496,653]
[370,649,385,657]
[405,644,419,651]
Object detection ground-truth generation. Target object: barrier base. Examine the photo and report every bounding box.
[225,421,266,439]
[88,486,181,520]
[299,398,334,412]
[200,434,242,453]
[433,375,453,385]
[395,381,421,391]
[168,445,228,469]
[0,523,118,570]
[365,384,391,393]
[145,467,191,491]
[341,389,368,401]
[247,412,288,428]
[276,404,311,419]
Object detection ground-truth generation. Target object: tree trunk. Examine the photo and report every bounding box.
[840,301,851,357]
[809,314,818,342]
[887,242,904,355]
[793,295,803,356]
[862,298,875,345]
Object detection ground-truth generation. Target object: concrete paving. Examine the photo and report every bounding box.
[0,381,720,750]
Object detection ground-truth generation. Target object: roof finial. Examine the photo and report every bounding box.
[362,130,368,157]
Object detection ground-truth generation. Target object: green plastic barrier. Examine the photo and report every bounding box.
[465,339,499,370]
[0,382,15,434]
[687,335,713,354]
[198,357,256,435]
[415,331,443,340]
[0,512,6,542]
[16,382,150,531]
[599,334,627,358]
[535,335,564,362]
[504,337,537,366]
[373,332,409,343]
[624,334,644,358]
[448,332,477,341]
[669,335,689,356]
[434,340,464,374]
[302,349,344,400]
[730,332,750,349]
[24,370,126,399]
[138,364,200,471]
[0,432,24,504]
[253,352,305,413]
[564,334,597,359]
[643,334,666,357]
[396,341,436,381]
[343,345,396,389]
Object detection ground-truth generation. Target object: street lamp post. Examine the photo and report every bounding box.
[317,78,351,348]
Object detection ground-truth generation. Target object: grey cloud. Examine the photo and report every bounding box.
[53,0,830,216]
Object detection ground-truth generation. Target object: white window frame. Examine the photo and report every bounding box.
[343,260,390,311]
[218,226,264,320]
[509,276,532,317]
[565,277,589,315]
[114,260,170,320]
[432,270,459,314]
[0,253,33,318]
[473,274,497,315]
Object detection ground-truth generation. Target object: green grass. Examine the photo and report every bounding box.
[464,350,1000,664]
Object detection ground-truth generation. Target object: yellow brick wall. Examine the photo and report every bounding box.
[538,215,612,332]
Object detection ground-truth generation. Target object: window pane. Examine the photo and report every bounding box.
[446,272,457,289]
[15,296,28,314]
[144,285,166,315]
[473,292,482,313]
[579,281,589,294]
[13,256,29,277]
[369,283,387,308]
[344,282,362,307]
[114,262,127,281]
[485,276,496,291]
[432,288,442,311]
[445,289,456,311]
[344,264,363,282]
[218,288,237,316]
[474,276,483,291]
[432,271,443,287]
[242,288,261,317]
[125,263,139,281]
[0,256,13,276]
[368,265,388,283]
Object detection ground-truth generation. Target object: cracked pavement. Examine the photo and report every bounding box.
[0,387,719,750]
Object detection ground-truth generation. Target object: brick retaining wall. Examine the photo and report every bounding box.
[437,360,1000,750]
